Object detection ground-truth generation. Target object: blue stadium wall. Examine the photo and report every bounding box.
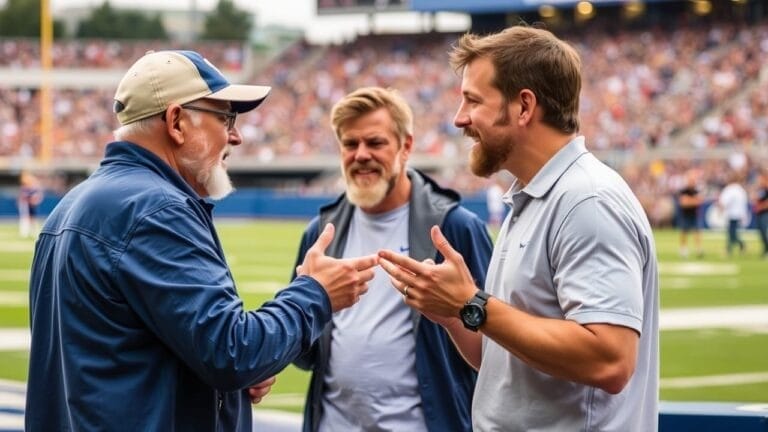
[0,188,495,221]
[2,188,759,230]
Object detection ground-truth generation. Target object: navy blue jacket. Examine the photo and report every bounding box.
[293,170,493,432]
[26,142,332,431]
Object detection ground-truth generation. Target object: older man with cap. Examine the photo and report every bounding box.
[25,50,378,432]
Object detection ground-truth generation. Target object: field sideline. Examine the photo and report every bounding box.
[0,219,766,415]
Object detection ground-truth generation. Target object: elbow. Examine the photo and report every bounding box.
[594,361,635,395]
[202,362,280,392]
[599,376,630,395]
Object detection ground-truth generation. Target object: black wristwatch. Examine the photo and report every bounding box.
[459,290,490,331]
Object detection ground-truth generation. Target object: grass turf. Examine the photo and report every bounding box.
[0,220,766,411]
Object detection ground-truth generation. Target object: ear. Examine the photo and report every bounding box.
[165,105,185,146]
[401,134,413,159]
[517,89,537,126]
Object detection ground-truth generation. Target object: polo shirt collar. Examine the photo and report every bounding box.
[519,135,588,199]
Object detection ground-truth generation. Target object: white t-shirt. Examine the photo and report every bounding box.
[719,182,749,222]
[319,204,427,432]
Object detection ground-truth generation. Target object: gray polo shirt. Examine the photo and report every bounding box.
[473,137,659,432]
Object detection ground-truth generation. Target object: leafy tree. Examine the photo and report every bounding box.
[202,0,252,41]
[0,0,64,37]
[76,1,167,39]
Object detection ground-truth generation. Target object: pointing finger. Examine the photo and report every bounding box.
[379,256,418,288]
[346,254,378,271]
[377,249,424,275]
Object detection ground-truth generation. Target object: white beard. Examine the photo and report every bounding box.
[198,161,234,200]
[343,156,401,209]
[179,145,234,200]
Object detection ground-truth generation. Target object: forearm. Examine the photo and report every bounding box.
[440,317,482,370]
[201,277,331,389]
[481,298,637,394]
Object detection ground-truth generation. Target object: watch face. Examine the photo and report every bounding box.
[462,304,484,326]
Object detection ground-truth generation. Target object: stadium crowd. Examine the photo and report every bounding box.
[0,38,245,69]
[1,20,768,223]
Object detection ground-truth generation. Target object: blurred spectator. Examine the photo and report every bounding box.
[718,171,749,257]
[17,171,43,238]
[754,169,768,259]
[485,176,506,229]
[676,169,704,258]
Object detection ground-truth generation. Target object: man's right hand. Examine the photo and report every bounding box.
[297,223,377,312]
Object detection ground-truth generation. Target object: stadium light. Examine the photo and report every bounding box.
[691,0,712,16]
[538,5,557,19]
[575,1,596,22]
[623,1,646,20]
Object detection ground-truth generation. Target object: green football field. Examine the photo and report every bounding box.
[0,219,766,413]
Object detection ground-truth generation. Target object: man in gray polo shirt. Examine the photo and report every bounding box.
[379,26,659,431]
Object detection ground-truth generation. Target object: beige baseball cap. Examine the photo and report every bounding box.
[113,50,271,125]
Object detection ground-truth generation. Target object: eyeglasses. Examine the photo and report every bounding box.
[182,104,237,131]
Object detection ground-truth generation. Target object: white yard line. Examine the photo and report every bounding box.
[661,372,768,389]
[0,292,27,307]
[659,305,768,330]
[0,330,28,351]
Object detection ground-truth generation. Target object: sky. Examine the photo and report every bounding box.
[49,0,470,43]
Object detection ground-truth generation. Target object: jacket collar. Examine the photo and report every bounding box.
[101,141,212,212]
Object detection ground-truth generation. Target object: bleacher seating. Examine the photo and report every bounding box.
[1,20,767,219]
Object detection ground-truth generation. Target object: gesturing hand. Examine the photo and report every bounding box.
[299,223,378,312]
[378,225,477,318]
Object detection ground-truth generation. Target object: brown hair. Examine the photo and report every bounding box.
[330,86,413,143]
[449,25,581,133]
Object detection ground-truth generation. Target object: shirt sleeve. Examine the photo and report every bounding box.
[114,204,332,390]
[550,196,645,333]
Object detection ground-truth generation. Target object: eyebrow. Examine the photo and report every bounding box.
[341,135,385,144]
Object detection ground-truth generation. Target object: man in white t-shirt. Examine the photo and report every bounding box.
[291,87,493,432]
[718,172,749,256]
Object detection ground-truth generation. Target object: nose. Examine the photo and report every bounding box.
[454,103,470,128]
[354,143,372,161]
[228,126,243,146]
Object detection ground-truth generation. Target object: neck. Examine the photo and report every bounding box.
[506,127,576,186]
[123,128,182,174]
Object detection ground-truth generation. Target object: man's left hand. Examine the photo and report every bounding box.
[248,376,276,405]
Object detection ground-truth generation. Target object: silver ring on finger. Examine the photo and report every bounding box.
[403,285,410,298]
